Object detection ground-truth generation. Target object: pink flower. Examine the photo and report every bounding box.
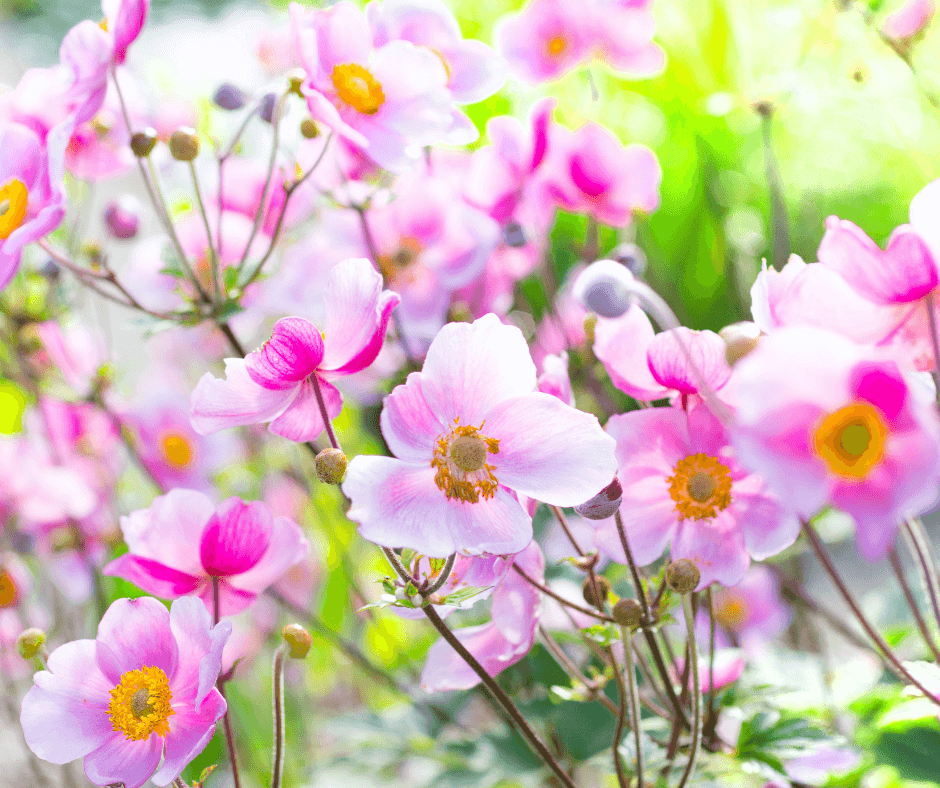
[883,0,934,40]
[732,325,940,559]
[289,0,455,171]
[20,596,230,788]
[594,404,797,588]
[542,122,661,227]
[102,0,150,65]
[103,489,309,616]
[190,258,399,442]
[342,314,617,556]
[495,0,665,84]
[421,542,544,690]
[710,565,790,653]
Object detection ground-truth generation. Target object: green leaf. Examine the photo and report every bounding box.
[581,623,619,647]
[873,725,940,782]
[440,585,493,607]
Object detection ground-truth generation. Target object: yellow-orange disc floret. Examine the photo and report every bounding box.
[667,453,733,520]
[0,179,29,240]
[812,401,887,480]
[331,63,385,115]
[108,665,175,741]
[432,418,501,504]
[159,430,195,469]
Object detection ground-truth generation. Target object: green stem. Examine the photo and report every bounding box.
[675,595,702,788]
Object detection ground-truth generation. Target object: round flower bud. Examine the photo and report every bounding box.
[300,118,320,139]
[281,623,312,659]
[719,321,762,366]
[665,559,701,594]
[574,478,623,521]
[610,242,648,277]
[212,82,246,111]
[573,260,637,319]
[169,128,199,162]
[287,68,307,97]
[612,598,643,629]
[130,128,158,158]
[17,628,45,660]
[582,575,612,608]
[259,92,277,124]
[315,448,348,485]
[503,220,527,248]
[103,196,141,240]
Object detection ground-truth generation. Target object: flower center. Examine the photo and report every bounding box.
[0,179,28,240]
[812,401,887,479]
[667,453,732,520]
[332,63,385,115]
[715,594,748,631]
[378,238,421,282]
[547,35,568,57]
[432,418,500,503]
[160,430,194,469]
[0,568,18,608]
[108,666,175,741]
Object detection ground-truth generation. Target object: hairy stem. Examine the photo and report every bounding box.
[270,644,287,788]
[622,626,644,788]
[888,547,940,662]
[674,595,702,788]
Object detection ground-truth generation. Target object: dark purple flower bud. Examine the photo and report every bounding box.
[103,196,141,240]
[574,478,623,520]
[259,92,277,124]
[503,220,526,248]
[213,83,246,111]
[611,242,647,277]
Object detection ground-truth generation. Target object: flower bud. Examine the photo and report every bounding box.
[582,575,612,608]
[612,598,643,629]
[573,260,637,319]
[719,321,762,366]
[610,242,647,277]
[281,623,312,659]
[315,448,348,485]
[169,128,199,161]
[574,478,623,520]
[287,68,307,97]
[212,83,246,111]
[259,92,277,124]
[130,128,158,158]
[665,559,700,594]
[503,220,526,248]
[103,196,141,240]
[300,118,320,139]
[17,628,45,660]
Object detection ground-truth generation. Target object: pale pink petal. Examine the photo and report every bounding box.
[444,486,534,556]
[380,371,445,463]
[166,597,231,710]
[647,327,731,396]
[199,498,273,577]
[228,515,309,595]
[594,6,666,77]
[245,317,325,389]
[420,621,502,691]
[607,407,691,471]
[94,597,178,684]
[83,732,163,788]
[316,1,373,69]
[190,358,296,435]
[484,392,617,506]
[883,0,935,39]
[150,688,226,786]
[268,375,342,442]
[671,510,750,589]
[594,306,668,400]
[731,475,800,560]
[419,313,537,424]
[594,483,678,566]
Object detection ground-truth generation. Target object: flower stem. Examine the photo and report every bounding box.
[925,293,940,397]
[513,563,617,622]
[423,553,456,596]
[888,547,940,662]
[421,604,580,788]
[622,626,644,788]
[904,518,940,641]
[607,642,631,788]
[188,160,221,302]
[311,373,342,451]
[674,595,702,788]
[212,578,242,788]
[270,644,287,788]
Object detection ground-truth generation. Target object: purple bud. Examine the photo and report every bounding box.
[103,196,141,240]
[259,92,277,124]
[213,83,246,111]
[503,220,526,248]
[611,242,647,277]
[574,478,623,520]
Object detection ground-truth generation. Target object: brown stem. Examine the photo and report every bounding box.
[311,373,341,451]
[512,564,616,623]
[888,547,940,662]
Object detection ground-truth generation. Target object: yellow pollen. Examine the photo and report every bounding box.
[160,430,194,469]
[667,453,732,520]
[432,418,500,503]
[547,35,567,57]
[715,594,748,631]
[378,238,422,284]
[0,568,18,608]
[0,180,28,240]
[98,18,108,31]
[108,666,175,741]
[331,63,385,115]
[427,47,453,82]
[813,401,887,479]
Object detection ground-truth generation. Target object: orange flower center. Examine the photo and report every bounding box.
[332,63,385,115]
[667,453,732,520]
[0,179,29,240]
[0,568,18,608]
[378,237,421,283]
[160,430,195,469]
[812,402,887,479]
[108,666,175,741]
[432,418,500,503]
[715,594,748,631]
[547,35,568,57]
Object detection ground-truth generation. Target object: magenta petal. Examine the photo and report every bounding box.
[850,360,907,423]
[95,597,179,684]
[102,554,204,598]
[104,0,150,64]
[167,597,231,710]
[83,732,163,788]
[647,327,731,395]
[268,375,342,442]
[228,515,309,596]
[200,497,273,577]
[20,640,114,764]
[380,371,444,463]
[150,688,226,786]
[484,392,617,506]
[246,317,325,389]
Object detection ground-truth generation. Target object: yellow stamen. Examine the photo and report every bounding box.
[715,594,748,631]
[331,63,385,115]
[547,35,567,57]
[378,237,421,283]
[813,401,887,479]
[427,47,452,83]
[108,666,175,741]
[0,179,28,240]
[0,568,18,608]
[432,418,500,503]
[160,430,194,469]
[667,453,732,520]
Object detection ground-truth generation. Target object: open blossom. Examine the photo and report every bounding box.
[594,404,797,588]
[495,0,665,84]
[20,596,229,788]
[289,0,455,171]
[190,258,399,442]
[103,489,309,616]
[733,325,940,559]
[343,314,617,556]
[421,541,544,691]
